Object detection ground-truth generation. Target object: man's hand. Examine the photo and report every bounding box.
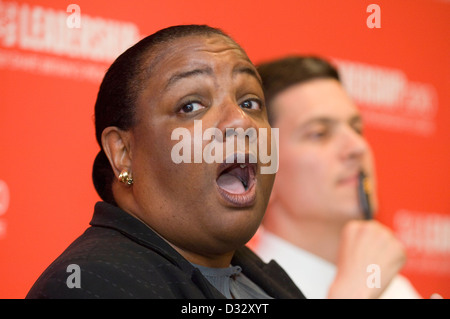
[327,220,406,299]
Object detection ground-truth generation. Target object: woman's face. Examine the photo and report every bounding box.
[128,34,275,259]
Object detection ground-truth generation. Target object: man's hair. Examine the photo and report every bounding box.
[93,25,234,204]
[257,56,340,125]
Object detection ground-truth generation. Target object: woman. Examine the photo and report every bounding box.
[26,25,304,299]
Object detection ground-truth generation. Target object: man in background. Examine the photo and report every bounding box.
[253,56,422,298]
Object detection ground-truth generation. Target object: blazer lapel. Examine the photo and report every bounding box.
[90,201,227,298]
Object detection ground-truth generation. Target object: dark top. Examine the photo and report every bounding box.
[192,263,273,299]
[26,201,305,299]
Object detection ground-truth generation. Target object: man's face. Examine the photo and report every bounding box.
[128,35,275,257]
[271,78,376,223]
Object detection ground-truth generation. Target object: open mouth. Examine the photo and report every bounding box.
[215,154,257,207]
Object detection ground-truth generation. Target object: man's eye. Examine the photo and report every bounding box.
[306,128,330,140]
[310,131,328,139]
[352,125,364,136]
[240,99,261,110]
[179,101,205,113]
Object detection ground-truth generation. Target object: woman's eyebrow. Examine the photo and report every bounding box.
[164,64,261,91]
[233,66,262,85]
[165,66,213,90]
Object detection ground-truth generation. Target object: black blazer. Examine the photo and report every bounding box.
[26,202,305,299]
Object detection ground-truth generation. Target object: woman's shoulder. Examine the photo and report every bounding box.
[25,225,186,298]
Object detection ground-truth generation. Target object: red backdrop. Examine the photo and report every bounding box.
[1,0,449,299]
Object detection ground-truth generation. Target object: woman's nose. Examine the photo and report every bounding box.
[206,100,259,161]
[215,100,257,140]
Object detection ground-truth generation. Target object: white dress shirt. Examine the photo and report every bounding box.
[254,229,422,299]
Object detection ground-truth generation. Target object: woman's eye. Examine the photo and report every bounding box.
[240,99,261,110]
[179,101,205,113]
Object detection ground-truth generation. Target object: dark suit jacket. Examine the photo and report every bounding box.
[26,202,305,299]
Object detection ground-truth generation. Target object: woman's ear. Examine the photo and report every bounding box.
[101,127,132,179]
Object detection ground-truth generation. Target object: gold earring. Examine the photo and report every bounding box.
[118,169,133,185]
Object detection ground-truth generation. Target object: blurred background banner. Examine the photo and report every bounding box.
[0,0,449,299]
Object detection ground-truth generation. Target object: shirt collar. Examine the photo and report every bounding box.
[255,228,337,299]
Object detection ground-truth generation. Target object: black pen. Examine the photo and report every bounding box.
[358,171,373,220]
